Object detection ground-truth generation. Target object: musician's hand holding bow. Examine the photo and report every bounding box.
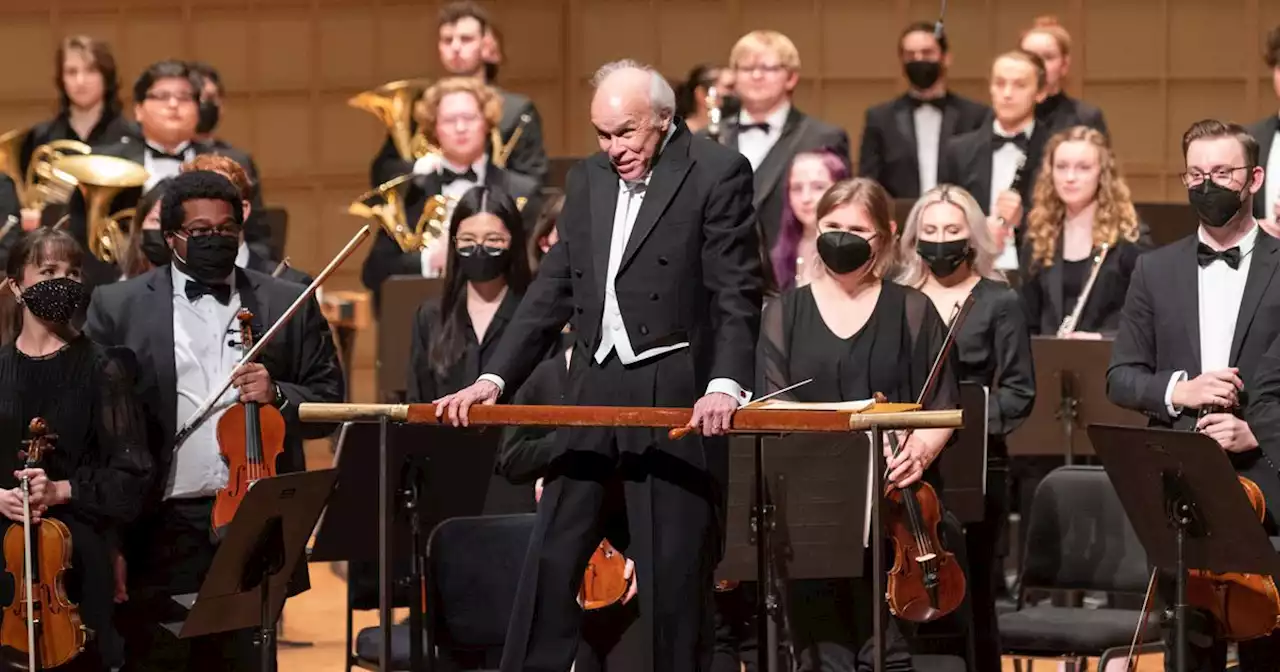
[1172,368,1242,410]
[885,432,939,489]
[232,363,275,404]
[435,379,501,427]
[1197,413,1258,453]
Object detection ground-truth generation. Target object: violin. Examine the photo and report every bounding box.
[0,418,87,669]
[212,309,287,537]
[579,539,630,610]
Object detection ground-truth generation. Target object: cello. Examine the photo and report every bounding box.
[211,309,287,537]
[0,418,87,669]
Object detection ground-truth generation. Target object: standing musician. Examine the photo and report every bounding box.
[858,22,991,200]
[0,228,152,671]
[436,60,762,672]
[1018,17,1109,137]
[1107,119,1280,671]
[369,1,548,187]
[1249,26,1280,232]
[896,184,1036,672]
[940,50,1052,274]
[83,170,344,671]
[1021,126,1150,338]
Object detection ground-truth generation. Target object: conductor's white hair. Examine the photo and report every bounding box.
[591,59,676,121]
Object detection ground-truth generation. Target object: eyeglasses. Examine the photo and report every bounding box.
[180,224,241,239]
[456,237,509,256]
[145,90,196,104]
[438,113,484,128]
[1180,166,1248,188]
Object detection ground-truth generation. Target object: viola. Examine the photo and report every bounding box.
[0,418,87,669]
[579,539,629,610]
[212,309,287,537]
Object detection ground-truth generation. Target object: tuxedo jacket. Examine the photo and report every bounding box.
[857,92,990,199]
[369,88,548,189]
[939,121,1053,252]
[1036,93,1109,137]
[707,107,849,249]
[1019,227,1153,336]
[1250,115,1278,221]
[1107,232,1280,514]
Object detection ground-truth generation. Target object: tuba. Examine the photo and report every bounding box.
[0,128,89,212]
[348,79,440,163]
[51,155,149,264]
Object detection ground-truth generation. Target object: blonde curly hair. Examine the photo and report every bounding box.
[414,77,503,146]
[1026,126,1138,268]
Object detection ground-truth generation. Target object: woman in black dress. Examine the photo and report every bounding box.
[758,178,958,671]
[897,184,1036,672]
[0,228,151,671]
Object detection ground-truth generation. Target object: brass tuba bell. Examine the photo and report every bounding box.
[0,128,89,212]
[52,154,149,264]
[348,79,440,163]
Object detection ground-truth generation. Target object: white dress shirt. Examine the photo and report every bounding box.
[736,103,791,171]
[143,140,194,191]
[419,157,486,278]
[1265,124,1280,225]
[168,266,242,499]
[990,120,1034,271]
[1162,223,1259,415]
[914,104,943,192]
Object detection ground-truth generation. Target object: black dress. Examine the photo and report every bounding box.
[0,335,151,671]
[1020,232,1152,336]
[756,281,959,672]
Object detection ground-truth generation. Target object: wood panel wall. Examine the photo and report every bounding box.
[0,0,1277,396]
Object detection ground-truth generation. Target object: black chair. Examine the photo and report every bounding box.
[999,466,1162,671]
[354,514,536,671]
[259,206,289,262]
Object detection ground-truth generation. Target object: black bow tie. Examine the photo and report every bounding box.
[909,96,944,111]
[440,167,478,184]
[147,145,186,161]
[185,280,231,304]
[1197,242,1242,269]
[992,132,1029,151]
[739,121,771,134]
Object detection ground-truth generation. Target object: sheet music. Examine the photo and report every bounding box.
[753,398,875,412]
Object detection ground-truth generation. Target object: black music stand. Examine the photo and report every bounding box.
[1087,424,1280,672]
[166,469,337,672]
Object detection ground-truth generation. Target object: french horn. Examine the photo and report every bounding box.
[0,128,90,212]
[348,79,440,163]
[348,176,527,254]
[51,154,149,264]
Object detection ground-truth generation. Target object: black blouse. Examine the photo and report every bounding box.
[406,289,522,403]
[1021,231,1152,336]
[952,278,1036,438]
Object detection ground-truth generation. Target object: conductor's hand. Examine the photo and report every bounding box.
[686,392,736,437]
[1196,413,1258,453]
[435,379,500,427]
[232,363,274,404]
[1172,368,1242,410]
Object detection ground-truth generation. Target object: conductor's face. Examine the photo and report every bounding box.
[592,72,671,182]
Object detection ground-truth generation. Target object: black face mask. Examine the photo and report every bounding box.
[1188,178,1249,229]
[904,60,942,90]
[20,277,86,325]
[817,231,875,275]
[456,245,510,283]
[140,230,171,267]
[175,234,238,284]
[196,100,221,135]
[917,238,972,278]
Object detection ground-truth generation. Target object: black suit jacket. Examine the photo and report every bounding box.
[1250,115,1278,221]
[1036,93,1108,137]
[359,164,540,307]
[1020,229,1153,336]
[857,92,990,199]
[19,110,134,177]
[708,107,849,249]
[485,122,763,406]
[1107,231,1280,514]
[369,88,548,189]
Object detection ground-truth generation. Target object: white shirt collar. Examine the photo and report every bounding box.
[440,155,486,179]
[145,138,191,156]
[739,102,791,130]
[992,118,1035,138]
[1198,219,1260,255]
[235,241,250,269]
[171,262,236,297]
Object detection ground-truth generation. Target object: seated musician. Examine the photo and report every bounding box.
[769,149,849,291]
[83,170,343,671]
[0,228,151,671]
[757,177,958,669]
[360,77,540,304]
[1021,126,1151,338]
[1107,119,1280,671]
[119,177,172,279]
[896,184,1036,672]
[369,1,547,187]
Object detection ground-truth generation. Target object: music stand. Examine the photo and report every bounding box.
[166,469,337,672]
[1087,424,1280,672]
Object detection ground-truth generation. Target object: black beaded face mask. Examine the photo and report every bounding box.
[20,277,86,325]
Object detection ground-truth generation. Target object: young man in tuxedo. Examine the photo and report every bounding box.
[1019,17,1109,137]
[84,170,344,672]
[436,60,762,672]
[369,1,547,188]
[716,30,849,248]
[858,21,990,199]
[1250,26,1280,232]
[1108,119,1280,672]
[360,77,540,307]
[939,50,1050,273]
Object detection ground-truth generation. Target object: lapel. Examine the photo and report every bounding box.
[147,267,178,443]
[752,108,805,209]
[722,119,741,152]
[972,135,994,207]
[620,128,693,273]
[1230,231,1279,365]
[235,268,270,334]
[589,156,618,308]
[939,93,960,148]
[113,137,147,164]
[1174,237,1202,371]
[892,96,917,154]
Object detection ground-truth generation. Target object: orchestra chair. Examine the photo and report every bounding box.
[354,514,536,671]
[259,206,289,263]
[998,466,1162,671]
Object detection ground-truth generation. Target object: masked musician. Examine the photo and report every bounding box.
[940,50,1052,275]
[0,229,151,672]
[360,77,540,305]
[1108,120,1280,671]
[83,170,343,672]
[896,184,1035,672]
[768,149,850,292]
[858,22,990,200]
[369,1,547,188]
[1019,17,1109,137]
[1250,26,1280,232]
[119,177,172,280]
[675,64,736,136]
[1021,126,1150,339]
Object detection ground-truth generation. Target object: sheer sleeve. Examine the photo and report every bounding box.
[756,295,791,398]
[71,346,153,525]
[989,288,1036,435]
[904,290,959,412]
